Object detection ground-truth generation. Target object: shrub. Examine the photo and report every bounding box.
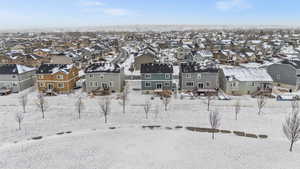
[233,131,245,136]
[165,127,173,130]
[245,133,258,138]
[32,136,43,140]
[258,134,268,139]
[109,127,116,129]
[65,131,72,134]
[220,130,232,134]
[56,132,64,135]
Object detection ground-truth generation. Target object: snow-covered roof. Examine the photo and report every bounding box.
[222,68,273,82]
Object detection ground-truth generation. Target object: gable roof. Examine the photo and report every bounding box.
[0,64,35,75]
[85,62,121,73]
[141,63,173,73]
[281,59,300,69]
[222,68,273,82]
[181,62,218,73]
[37,64,74,74]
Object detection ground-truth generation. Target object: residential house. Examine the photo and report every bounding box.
[267,60,300,90]
[36,64,79,94]
[179,62,219,93]
[134,50,156,70]
[0,64,36,93]
[85,62,125,93]
[141,63,173,93]
[219,67,273,95]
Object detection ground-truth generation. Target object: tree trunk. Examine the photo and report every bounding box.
[18,122,21,130]
[123,101,125,114]
[235,113,237,120]
[212,131,215,140]
[105,115,107,124]
[289,141,294,152]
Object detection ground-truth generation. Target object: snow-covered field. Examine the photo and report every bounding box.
[0,81,299,169]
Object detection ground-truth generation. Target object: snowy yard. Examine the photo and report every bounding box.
[0,81,299,169]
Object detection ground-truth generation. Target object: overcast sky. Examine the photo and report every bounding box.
[0,0,299,29]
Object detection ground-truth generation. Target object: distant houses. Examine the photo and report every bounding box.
[0,64,36,93]
[267,60,300,91]
[219,68,273,95]
[141,63,174,93]
[36,64,79,94]
[179,62,219,95]
[85,62,125,93]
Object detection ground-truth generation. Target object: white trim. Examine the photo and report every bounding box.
[37,75,78,83]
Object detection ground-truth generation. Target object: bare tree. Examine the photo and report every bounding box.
[120,83,129,114]
[234,100,241,120]
[99,97,111,123]
[283,111,300,152]
[203,93,214,111]
[257,95,266,115]
[291,99,299,113]
[36,93,47,119]
[75,95,85,119]
[154,104,160,119]
[19,93,28,114]
[162,96,171,111]
[15,112,24,130]
[209,110,221,140]
[143,100,151,119]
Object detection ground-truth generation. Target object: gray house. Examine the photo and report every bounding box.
[220,67,273,95]
[85,62,125,93]
[141,63,173,93]
[267,60,300,90]
[179,62,219,93]
[0,64,36,93]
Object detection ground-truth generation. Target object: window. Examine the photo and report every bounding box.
[164,82,170,87]
[109,81,113,87]
[145,82,151,87]
[165,74,171,79]
[206,82,210,87]
[276,74,280,80]
[231,82,238,87]
[57,75,64,79]
[39,75,44,79]
[186,82,194,87]
[100,75,104,79]
[94,82,98,87]
[58,83,64,88]
[186,74,192,78]
[197,74,202,79]
[250,82,255,86]
[102,83,108,89]
[145,74,151,79]
[89,82,93,87]
[39,83,45,87]
[12,75,16,78]
[89,74,94,78]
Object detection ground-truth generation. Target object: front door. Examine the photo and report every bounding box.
[47,83,54,90]
[102,83,108,89]
[156,83,162,89]
[198,83,204,89]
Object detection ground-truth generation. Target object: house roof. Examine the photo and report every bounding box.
[180,62,219,73]
[85,62,121,73]
[0,64,35,75]
[281,59,300,69]
[141,63,173,73]
[37,64,74,74]
[222,68,273,82]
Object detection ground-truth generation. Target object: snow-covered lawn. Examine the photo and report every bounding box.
[0,81,299,169]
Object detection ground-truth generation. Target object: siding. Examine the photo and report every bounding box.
[267,64,296,86]
[180,72,219,91]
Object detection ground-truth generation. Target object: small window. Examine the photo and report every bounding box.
[94,82,98,87]
[39,83,45,87]
[58,83,64,88]
[186,82,194,87]
[206,82,210,87]
[89,82,93,87]
[145,74,151,79]
[109,81,113,87]
[250,82,255,86]
[39,75,44,79]
[145,82,151,87]
[12,75,16,78]
[100,75,104,79]
[186,73,192,78]
[165,74,171,79]
[164,82,170,87]
[197,74,202,79]
[57,75,64,79]
[276,74,280,80]
[89,74,94,78]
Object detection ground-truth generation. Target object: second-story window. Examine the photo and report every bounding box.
[39,75,44,79]
[186,73,192,78]
[145,74,151,79]
[197,74,202,79]
[165,74,170,79]
[57,75,64,79]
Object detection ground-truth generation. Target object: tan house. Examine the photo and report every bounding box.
[36,64,79,94]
